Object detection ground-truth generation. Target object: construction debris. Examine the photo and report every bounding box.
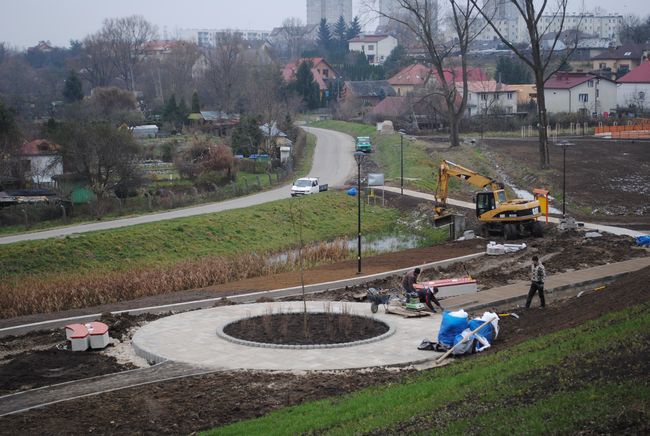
[486,241,527,255]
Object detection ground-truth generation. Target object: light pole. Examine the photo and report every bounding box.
[556,140,573,218]
[353,151,366,274]
[399,129,406,195]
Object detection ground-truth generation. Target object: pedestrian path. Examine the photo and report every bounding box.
[444,256,650,311]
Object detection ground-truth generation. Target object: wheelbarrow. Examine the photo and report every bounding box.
[367,287,401,313]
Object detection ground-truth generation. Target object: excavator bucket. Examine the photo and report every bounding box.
[432,213,454,228]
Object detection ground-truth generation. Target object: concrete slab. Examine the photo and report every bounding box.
[132,302,444,371]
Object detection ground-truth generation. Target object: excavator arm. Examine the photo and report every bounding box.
[434,160,502,215]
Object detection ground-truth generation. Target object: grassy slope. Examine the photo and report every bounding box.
[0,192,398,279]
[208,303,650,435]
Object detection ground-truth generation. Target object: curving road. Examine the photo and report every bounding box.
[0,127,356,245]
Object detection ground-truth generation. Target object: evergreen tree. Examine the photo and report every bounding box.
[163,94,178,125]
[334,16,348,48]
[383,45,410,77]
[177,98,189,121]
[346,16,362,40]
[191,91,201,113]
[231,115,262,156]
[63,70,84,103]
[290,61,321,109]
[317,18,332,54]
[495,57,532,84]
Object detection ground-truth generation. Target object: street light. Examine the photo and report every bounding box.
[556,140,574,218]
[353,151,366,274]
[399,129,406,195]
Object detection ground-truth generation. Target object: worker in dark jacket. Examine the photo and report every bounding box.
[525,255,546,308]
[402,268,421,295]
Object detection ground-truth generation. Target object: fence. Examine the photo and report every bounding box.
[594,120,650,139]
[521,122,593,140]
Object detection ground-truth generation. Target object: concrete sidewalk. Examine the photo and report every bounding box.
[444,256,650,311]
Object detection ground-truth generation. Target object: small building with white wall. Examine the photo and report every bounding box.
[544,72,617,116]
[348,34,398,65]
[617,61,650,112]
[19,139,63,186]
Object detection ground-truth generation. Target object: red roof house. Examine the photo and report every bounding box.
[282,58,339,96]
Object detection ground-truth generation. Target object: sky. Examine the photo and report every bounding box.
[1,0,647,49]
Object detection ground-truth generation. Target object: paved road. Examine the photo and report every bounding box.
[0,127,355,245]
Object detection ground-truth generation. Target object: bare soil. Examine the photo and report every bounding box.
[223,313,389,345]
[1,268,648,435]
[480,137,650,225]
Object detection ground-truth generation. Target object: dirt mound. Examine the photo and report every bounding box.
[99,312,169,341]
[0,348,136,395]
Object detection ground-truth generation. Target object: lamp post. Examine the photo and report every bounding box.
[556,140,573,218]
[353,151,366,274]
[399,129,406,195]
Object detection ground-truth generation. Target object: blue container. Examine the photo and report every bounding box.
[437,311,469,347]
[468,319,495,344]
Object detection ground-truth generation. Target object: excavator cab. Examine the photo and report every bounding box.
[475,192,495,217]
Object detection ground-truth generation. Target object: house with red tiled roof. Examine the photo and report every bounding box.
[544,72,617,116]
[388,64,432,96]
[282,58,339,99]
[348,34,398,65]
[19,139,63,185]
[617,61,650,111]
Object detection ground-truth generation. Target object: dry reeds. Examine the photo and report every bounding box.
[0,238,353,319]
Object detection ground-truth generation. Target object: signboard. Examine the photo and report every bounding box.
[367,173,385,186]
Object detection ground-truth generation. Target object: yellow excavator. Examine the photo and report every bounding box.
[434,160,544,239]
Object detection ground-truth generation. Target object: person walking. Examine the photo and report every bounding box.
[525,255,546,308]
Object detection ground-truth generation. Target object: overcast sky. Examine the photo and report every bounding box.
[1,0,647,48]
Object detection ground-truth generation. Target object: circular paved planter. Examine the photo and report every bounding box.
[132,301,444,370]
[217,312,395,350]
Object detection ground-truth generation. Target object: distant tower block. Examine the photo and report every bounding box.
[307,0,352,25]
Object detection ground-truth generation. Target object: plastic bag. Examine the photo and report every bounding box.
[437,309,469,347]
[636,235,650,247]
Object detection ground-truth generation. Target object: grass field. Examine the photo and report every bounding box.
[208,302,650,435]
[0,192,398,279]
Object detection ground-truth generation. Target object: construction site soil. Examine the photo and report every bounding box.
[0,228,646,389]
[480,138,650,226]
[1,267,648,435]
[223,313,389,345]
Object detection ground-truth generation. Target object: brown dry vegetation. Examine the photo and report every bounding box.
[0,239,350,319]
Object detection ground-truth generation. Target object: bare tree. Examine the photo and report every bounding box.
[470,0,576,168]
[203,32,245,112]
[101,15,158,90]
[78,33,116,88]
[369,0,486,147]
[280,18,311,60]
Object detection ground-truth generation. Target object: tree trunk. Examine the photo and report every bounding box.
[534,73,551,169]
[449,114,461,147]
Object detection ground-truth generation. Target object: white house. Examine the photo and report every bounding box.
[544,72,617,116]
[348,34,398,66]
[462,81,519,116]
[19,139,63,186]
[617,61,650,112]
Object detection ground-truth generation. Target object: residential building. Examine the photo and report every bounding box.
[506,84,537,106]
[539,12,622,43]
[179,28,271,47]
[348,34,398,65]
[591,44,650,80]
[617,61,650,111]
[343,80,397,106]
[478,0,526,43]
[19,139,63,186]
[544,72,617,116]
[388,64,432,96]
[377,0,439,29]
[268,23,319,59]
[282,58,340,99]
[463,81,519,116]
[306,0,352,25]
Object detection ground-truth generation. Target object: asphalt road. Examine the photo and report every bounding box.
[0,127,356,245]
